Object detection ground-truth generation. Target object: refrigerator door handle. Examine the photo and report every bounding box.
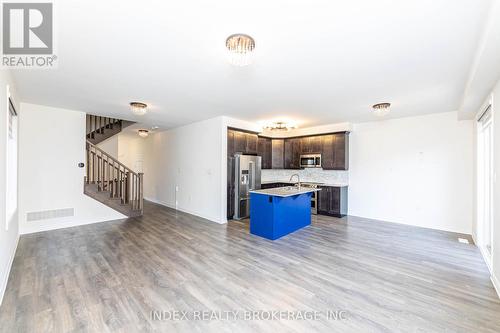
[249,161,254,190]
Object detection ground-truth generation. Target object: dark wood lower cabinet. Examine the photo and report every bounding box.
[317,186,348,217]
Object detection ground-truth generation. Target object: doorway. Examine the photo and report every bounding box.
[477,104,493,267]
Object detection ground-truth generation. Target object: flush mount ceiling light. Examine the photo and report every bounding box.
[130,102,148,115]
[226,34,255,66]
[264,121,297,131]
[138,129,149,138]
[372,102,391,117]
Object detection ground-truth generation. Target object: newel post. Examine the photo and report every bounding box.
[138,173,144,213]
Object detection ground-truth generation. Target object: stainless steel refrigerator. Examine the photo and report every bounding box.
[233,154,261,220]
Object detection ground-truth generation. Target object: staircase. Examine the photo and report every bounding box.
[84,114,144,217]
[86,114,134,145]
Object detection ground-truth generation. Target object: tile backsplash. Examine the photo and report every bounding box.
[261,168,349,185]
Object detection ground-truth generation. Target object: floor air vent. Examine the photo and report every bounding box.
[27,208,75,222]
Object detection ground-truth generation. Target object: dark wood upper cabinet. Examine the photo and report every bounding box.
[321,134,334,169]
[284,139,293,169]
[246,133,258,154]
[257,137,272,169]
[227,129,235,158]
[271,139,284,169]
[233,130,247,154]
[332,132,349,170]
[310,136,322,153]
[300,137,310,153]
[301,136,322,154]
[284,138,301,169]
[265,139,272,168]
[229,129,259,156]
[228,128,349,171]
[321,132,349,170]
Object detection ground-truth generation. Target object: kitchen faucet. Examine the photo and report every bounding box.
[289,174,301,189]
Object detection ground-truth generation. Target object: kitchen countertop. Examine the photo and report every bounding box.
[261,180,294,184]
[250,186,321,198]
[261,180,348,187]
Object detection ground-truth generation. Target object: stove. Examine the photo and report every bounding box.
[300,182,323,214]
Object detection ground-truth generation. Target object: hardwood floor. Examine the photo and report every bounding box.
[1,201,499,332]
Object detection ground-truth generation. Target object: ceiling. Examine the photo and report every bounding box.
[10,0,495,129]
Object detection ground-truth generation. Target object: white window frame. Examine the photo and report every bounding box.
[5,85,18,231]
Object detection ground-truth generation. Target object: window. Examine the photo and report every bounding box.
[8,98,16,138]
[6,94,18,231]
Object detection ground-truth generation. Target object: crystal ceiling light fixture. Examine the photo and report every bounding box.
[130,102,148,115]
[226,33,255,66]
[372,102,391,117]
[265,121,297,131]
[138,129,149,138]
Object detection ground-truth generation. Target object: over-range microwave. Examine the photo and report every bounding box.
[300,154,322,168]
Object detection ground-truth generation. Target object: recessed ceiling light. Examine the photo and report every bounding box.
[130,102,148,115]
[226,34,255,66]
[138,129,149,138]
[372,102,391,117]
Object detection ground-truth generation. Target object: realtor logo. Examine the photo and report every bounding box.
[1,1,57,68]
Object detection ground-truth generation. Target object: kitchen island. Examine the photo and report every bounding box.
[249,186,319,240]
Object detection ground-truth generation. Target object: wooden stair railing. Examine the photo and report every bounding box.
[86,114,121,139]
[86,140,144,214]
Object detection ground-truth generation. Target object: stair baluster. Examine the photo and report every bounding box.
[85,140,143,216]
[85,114,128,145]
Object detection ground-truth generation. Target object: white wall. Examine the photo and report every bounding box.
[97,131,145,173]
[143,117,224,223]
[117,131,146,173]
[349,111,474,234]
[97,135,118,159]
[18,103,125,235]
[0,70,20,305]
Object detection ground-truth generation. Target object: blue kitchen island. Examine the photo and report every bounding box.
[249,187,319,240]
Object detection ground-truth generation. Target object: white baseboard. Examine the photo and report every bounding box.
[348,213,471,234]
[491,273,500,300]
[471,231,477,246]
[144,197,226,224]
[476,244,499,300]
[0,234,20,306]
[19,215,128,235]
